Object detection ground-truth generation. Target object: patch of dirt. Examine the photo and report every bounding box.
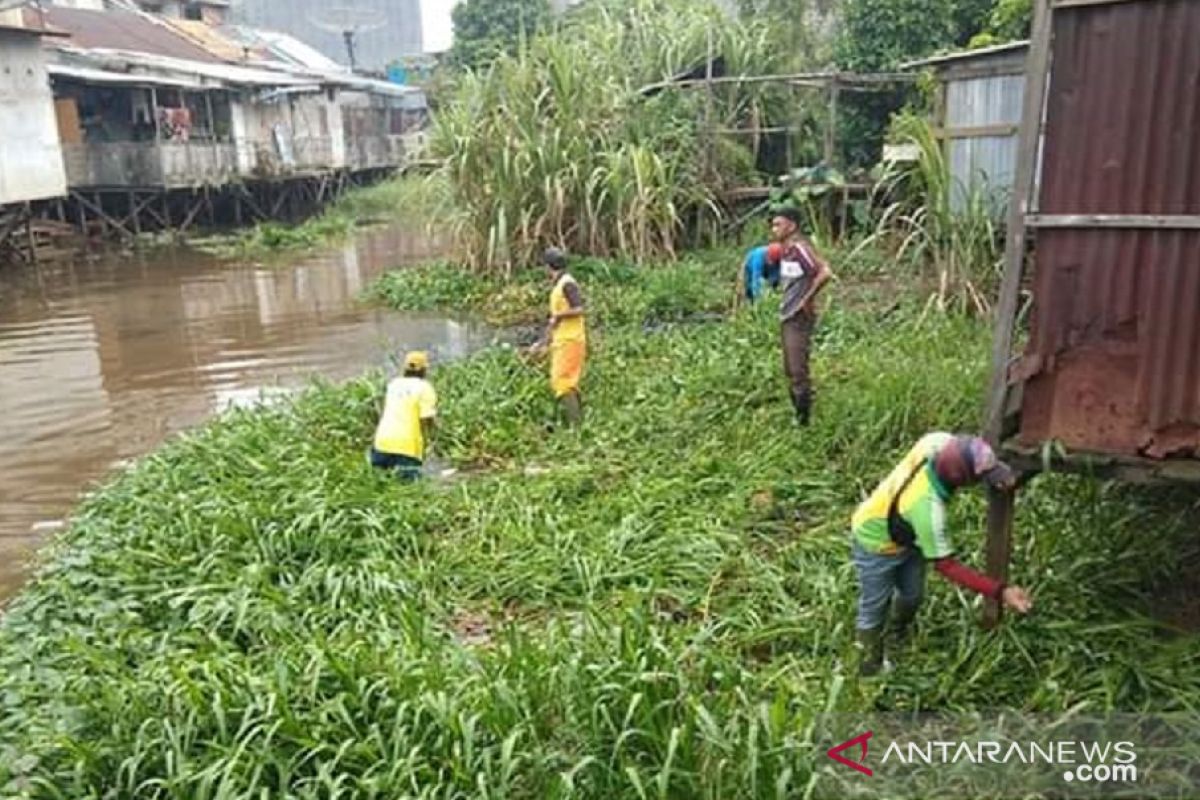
[449,609,495,648]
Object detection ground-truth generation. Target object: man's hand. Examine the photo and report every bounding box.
[1001,585,1032,614]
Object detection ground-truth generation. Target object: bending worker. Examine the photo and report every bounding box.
[370,350,438,481]
[743,242,782,303]
[850,433,1033,675]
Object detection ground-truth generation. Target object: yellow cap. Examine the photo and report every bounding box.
[404,351,429,371]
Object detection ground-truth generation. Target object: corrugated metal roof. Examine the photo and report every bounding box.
[48,62,205,89]
[58,47,321,88]
[252,29,344,72]
[901,40,1029,70]
[1017,0,1200,459]
[42,6,221,63]
[0,22,62,37]
[163,19,250,63]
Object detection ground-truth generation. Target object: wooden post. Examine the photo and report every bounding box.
[824,74,840,167]
[24,203,37,263]
[76,193,88,236]
[984,0,1054,445]
[129,191,141,236]
[204,93,216,141]
[704,30,716,184]
[151,87,161,140]
[982,0,1055,625]
[983,487,1017,629]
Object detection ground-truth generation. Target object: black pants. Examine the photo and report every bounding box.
[370,447,422,481]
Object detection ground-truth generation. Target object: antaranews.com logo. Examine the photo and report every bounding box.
[826,730,1138,784]
[812,714,1199,800]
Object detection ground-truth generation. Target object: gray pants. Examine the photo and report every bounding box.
[781,310,815,407]
[852,541,925,631]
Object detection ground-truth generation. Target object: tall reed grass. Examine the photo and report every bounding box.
[432,0,784,272]
[858,112,1006,315]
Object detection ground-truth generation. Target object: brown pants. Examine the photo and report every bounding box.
[781,310,815,407]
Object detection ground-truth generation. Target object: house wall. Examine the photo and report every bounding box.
[0,31,67,204]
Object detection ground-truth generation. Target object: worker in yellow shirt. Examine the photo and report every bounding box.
[370,351,437,481]
[541,247,586,426]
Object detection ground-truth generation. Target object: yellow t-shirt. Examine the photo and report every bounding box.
[550,274,586,344]
[373,376,437,459]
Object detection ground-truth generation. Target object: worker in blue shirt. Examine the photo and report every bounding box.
[743,242,782,302]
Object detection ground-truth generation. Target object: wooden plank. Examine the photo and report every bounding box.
[177,191,205,234]
[1052,0,1142,7]
[982,0,1055,626]
[1001,443,1200,485]
[70,191,134,240]
[54,98,82,145]
[1026,214,1200,230]
[636,70,917,94]
[712,126,807,135]
[938,63,1029,83]
[984,0,1054,446]
[982,488,1017,629]
[824,77,840,167]
[937,123,1020,139]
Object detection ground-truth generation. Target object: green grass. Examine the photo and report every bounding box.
[1,253,1197,797]
[204,175,447,258]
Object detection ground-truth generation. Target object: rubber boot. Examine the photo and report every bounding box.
[856,627,886,677]
[890,599,920,647]
[560,391,583,428]
[791,390,811,427]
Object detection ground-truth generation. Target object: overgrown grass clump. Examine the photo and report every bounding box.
[223,176,445,257]
[432,0,786,271]
[1,255,1197,797]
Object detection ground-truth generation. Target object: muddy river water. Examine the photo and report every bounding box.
[0,225,489,605]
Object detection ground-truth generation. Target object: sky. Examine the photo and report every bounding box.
[421,0,461,53]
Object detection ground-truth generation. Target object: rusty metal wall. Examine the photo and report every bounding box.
[1018,0,1200,458]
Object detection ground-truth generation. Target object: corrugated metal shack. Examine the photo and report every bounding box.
[904,40,1029,212]
[982,0,1200,622]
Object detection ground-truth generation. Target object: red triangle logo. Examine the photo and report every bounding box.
[827,731,874,776]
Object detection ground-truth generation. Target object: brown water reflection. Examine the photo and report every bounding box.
[0,226,489,605]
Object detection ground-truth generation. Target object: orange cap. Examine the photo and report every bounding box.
[766,243,783,264]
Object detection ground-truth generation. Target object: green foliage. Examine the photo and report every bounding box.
[4,252,1199,796]
[433,0,784,271]
[835,0,958,71]
[833,0,991,168]
[449,0,551,71]
[858,112,1005,314]
[970,0,1033,46]
[223,175,448,258]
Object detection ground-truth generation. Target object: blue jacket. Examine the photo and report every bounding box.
[744,245,781,302]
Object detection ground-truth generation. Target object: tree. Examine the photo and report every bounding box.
[837,0,953,71]
[970,0,1032,46]
[832,0,995,166]
[450,0,551,71]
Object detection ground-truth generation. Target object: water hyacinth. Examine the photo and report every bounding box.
[1,252,1197,797]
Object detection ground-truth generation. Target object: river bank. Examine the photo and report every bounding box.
[0,221,489,607]
[1,250,1197,796]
